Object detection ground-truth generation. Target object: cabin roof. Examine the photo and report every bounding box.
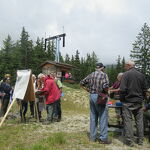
[40,60,77,69]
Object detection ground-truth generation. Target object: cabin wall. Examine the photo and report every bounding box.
[42,64,70,78]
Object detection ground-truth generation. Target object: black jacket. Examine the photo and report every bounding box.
[0,82,12,98]
[120,68,147,103]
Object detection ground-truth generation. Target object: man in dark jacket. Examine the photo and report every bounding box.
[120,60,147,146]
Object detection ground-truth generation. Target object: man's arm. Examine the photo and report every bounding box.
[80,85,89,92]
[119,74,127,101]
[102,73,109,93]
[80,73,92,92]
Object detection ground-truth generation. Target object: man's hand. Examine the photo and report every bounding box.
[143,107,148,112]
[80,85,89,93]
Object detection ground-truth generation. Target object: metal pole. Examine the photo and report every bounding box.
[57,37,60,62]
[55,38,58,62]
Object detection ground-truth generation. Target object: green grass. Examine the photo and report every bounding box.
[0,84,150,150]
[61,99,89,114]
[63,82,81,89]
[10,132,66,150]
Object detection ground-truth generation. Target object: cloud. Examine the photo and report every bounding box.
[0,0,150,64]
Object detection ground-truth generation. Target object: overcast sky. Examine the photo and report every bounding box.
[0,0,149,64]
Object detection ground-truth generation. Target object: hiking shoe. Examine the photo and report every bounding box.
[98,139,112,144]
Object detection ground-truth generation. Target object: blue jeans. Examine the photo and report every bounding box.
[90,93,108,141]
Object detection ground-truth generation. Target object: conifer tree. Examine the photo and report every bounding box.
[31,37,46,74]
[130,23,150,76]
[0,35,14,78]
[19,27,33,69]
[121,57,125,72]
[72,50,81,81]
[116,55,121,73]
[59,52,64,63]
[46,40,55,61]
[65,53,70,64]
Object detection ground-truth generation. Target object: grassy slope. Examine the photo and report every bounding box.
[0,83,150,150]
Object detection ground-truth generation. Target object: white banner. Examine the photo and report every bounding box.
[13,70,31,100]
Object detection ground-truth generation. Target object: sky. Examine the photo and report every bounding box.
[0,0,150,64]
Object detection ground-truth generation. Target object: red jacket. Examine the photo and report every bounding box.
[41,76,60,104]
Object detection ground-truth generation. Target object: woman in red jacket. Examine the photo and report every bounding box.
[40,75,61,124]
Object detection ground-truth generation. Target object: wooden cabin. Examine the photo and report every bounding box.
[40,60,77,82]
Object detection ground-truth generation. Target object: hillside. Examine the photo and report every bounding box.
[0,83,150,150]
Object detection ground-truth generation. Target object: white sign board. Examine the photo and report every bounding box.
[13,70,31,100]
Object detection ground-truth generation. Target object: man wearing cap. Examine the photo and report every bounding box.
[80,63,111,144]
[120,60,147,146]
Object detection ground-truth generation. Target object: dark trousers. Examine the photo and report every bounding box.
[1,96,10,116]
[53,99,61,120]
[29,101,35,116]
[20,100,28,121]
[122,103,143,144]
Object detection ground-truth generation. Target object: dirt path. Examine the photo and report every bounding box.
[33,112,150,150]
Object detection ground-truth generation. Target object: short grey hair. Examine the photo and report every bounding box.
[38,73,45,79]
[32,74,36,78]
[117,72,123,77]
[125,60,135,66]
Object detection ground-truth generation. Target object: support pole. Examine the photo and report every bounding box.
[0,98,16,127]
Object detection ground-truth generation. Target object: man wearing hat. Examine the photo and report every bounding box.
[80,63,111,144]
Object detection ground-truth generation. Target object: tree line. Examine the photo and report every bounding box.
[0,23,150,85]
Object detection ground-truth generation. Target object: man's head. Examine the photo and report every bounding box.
[3,77,10,83]
[124,60,135,70]
[38,73,45,82]
[4,74,11,78]
[96,63,105,71]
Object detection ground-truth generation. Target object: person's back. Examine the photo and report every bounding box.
[80,70,108,94]
[120,60,147,146]
[121,68,146,103]
[43,76,60,104]
[80,63,111,144]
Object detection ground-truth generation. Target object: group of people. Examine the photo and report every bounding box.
[0,72,63,125]
[1,60,150,147]
[37,72,63,124]
[80,60,149,146]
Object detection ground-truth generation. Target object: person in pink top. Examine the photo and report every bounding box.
[40,74,61,124]
[65,72,69,79]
